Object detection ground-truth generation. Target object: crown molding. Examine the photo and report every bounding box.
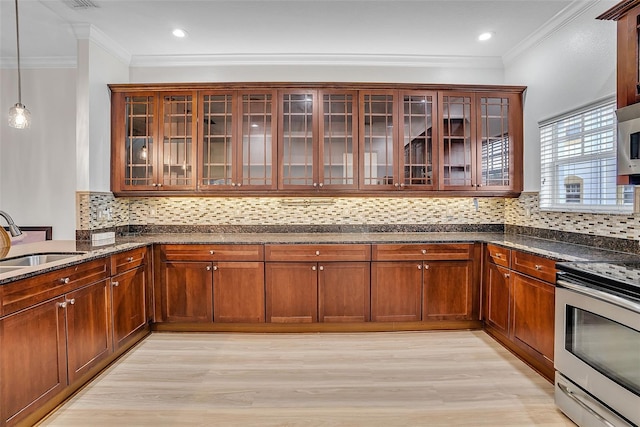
[129,53,503,69]
[72,23,131,65]
[502,0,601,66]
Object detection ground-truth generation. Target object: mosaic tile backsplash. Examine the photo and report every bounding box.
[77,191,640,248]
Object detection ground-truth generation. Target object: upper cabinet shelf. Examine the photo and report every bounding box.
[110,83,525,197]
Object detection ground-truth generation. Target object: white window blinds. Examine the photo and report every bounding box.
[539,98,633,213]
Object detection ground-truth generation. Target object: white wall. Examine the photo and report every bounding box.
[0,68,77,239]
[504,4,617,191]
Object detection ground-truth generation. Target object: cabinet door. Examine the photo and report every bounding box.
[66,280,113,384]
[423,260,476,321]
[484,262,511,336]
[371,262,422,322]
[318,262,370,322]
[239,91,278,190]
[265,262,318,323]
[360,90,398,190]
[113,92,157,192]
[511,272,555,363]
[161,261,213,322]
[0,298,67,426]
[199,91,237,190]
[439,92,475,190]
[213,261,265,323]
[477,93,522,192]
[319,90,358,189]
[158,92,198,190]
[279,90,319,189]
[400,91,437,190]
[112,265,147,350]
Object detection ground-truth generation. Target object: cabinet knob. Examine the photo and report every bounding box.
[213,265,218,271]
[319,266,324,271]
[152,183,157,187]
[313,183,318,188]
[59,277,70,284]
[400,183,405,188]
[236,183,242,187]
[112,281,119,287]
[492,253,502,258]
[206,266,211,271]
[315,250,320,256]
[58,301,68,309]
[421,249,427,255]
[417,264,422,270]
[67,298,76,305]
[504,273,510,279]
[126,256,134,262]
[312,266,317,271]
[394,183,400,187]
[231,183,236,187]
[535,265,543,270]
[318,183,324,188]
[424,264,429,270]
[209,250,215,255]
[157,183,163,187]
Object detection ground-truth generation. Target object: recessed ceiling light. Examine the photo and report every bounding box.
[172,29,187,38]
[478,32,493,41]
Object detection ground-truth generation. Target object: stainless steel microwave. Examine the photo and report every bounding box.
[616,102,640,175]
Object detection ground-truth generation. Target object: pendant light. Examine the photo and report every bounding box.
[8,0,31,129]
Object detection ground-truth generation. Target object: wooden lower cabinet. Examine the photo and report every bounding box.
[371,262,422,322]
[161,261,213,322]
[214,261,265,323]
[66,280,113,384]
[484,261,511,336]
[111,265,148,349]
[266,263,318,323]
[0,297,68,427]
[318,262,370,322]
[511,272,555,364]
[423,260,476,321]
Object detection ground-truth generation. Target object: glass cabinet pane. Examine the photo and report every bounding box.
[402,93,435,187]
[202,94,233,186]
[241,93,274,187]
[362,93,395,186]
[124,96,154,187]
[441,95,473,187]
[480,97,510,187]
[282,92,315,187]
[162,95,193,187]
[321,93,356,186]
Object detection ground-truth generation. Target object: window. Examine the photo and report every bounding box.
[540,98,634,212]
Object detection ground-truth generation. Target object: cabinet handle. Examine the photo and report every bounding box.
[58,301,68,309]
[535,265,543,270]
[157,183,163,187]
[492,253,502,258]
[209,250,215,255]
[312,266,317,271]
[318,183,324,188]
[313,183,318,188]
[213,266,218,271]
[394,183,399,187]
[206,266,211,271]
[126,256,134,262]
[319,266,324,271]
[236,183,242,187]
[231,183,236,187]
[67,298,75,305]
[400,183,405,188]
[417,265,422,270]
[112,281,119,287]
[421,249,427,255]
[424,264,429,270]
[315,250,320,256]
[152,183,157,187]
[504,273,510,279]
[59,277,70,284]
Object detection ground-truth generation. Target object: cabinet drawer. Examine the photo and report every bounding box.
[111,247,147,275]
[372,243,472,261]
[265,244,371,262]
[511,250,556,283]
[0,258,110,317]
[162,244,264,261]
[486,244,510,268]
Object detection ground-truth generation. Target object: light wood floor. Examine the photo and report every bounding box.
[39,331,575,427]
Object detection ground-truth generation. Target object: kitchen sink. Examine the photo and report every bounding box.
[0,252,85,268]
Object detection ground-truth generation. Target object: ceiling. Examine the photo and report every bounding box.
[0,0,617,68]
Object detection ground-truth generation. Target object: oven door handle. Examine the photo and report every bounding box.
[557,279,640,314]
[557,381,618,427]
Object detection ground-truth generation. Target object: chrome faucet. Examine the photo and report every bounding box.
[0,211,22,237]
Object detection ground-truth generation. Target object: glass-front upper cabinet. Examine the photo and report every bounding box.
[199,92,235,189]
[360,91,397,190]
[239,91,277,189]
[439,92,475,190]
[477,93,522,192]
[119,93,156,191]
[400,91,437,190]
[279,89,357,190]
[158,92,197,190]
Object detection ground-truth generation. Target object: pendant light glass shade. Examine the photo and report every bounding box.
[8,103,30,129]
[8,0,30,130]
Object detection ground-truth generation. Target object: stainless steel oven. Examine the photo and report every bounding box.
[555,261,640,427]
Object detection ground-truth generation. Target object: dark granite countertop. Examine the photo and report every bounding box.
[0,232,638,285]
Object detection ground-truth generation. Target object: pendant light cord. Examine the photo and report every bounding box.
[15,0,22,105]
